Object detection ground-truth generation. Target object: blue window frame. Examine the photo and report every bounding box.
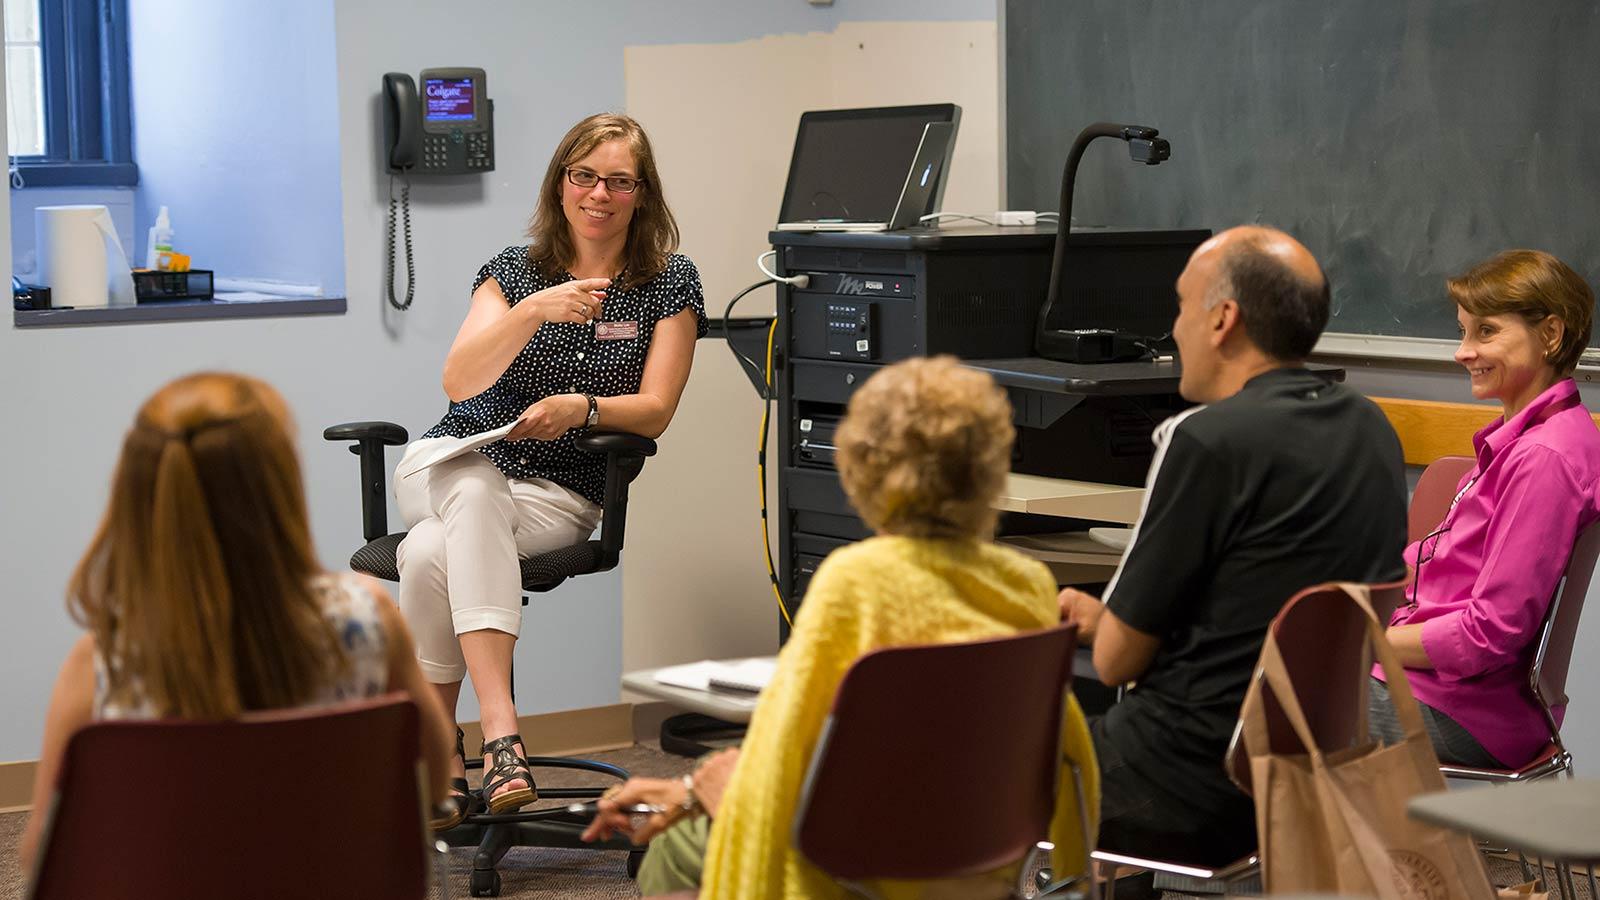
[14,0,135,187]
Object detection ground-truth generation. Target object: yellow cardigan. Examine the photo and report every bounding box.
[699,535,1100,899]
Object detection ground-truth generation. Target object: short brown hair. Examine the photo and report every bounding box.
[526,113,679,291]
[68,373,343,719]
[1448,250,1595,376]
[835,356,1015,539]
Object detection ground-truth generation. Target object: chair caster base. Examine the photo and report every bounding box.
[469,866,502,896]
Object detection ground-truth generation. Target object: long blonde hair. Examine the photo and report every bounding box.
[67,373,342,719]
[526,113,679,291]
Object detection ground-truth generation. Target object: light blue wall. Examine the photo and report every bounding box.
[127,0,345,293]
[0,0,999,763]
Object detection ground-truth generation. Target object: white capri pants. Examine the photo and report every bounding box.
[394,442,602,683]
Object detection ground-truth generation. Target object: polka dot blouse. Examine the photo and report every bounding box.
[421,246,708,505]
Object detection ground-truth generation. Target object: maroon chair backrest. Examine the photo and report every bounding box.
[29,695,426,900]
[1227,584,1378,794]
[794,624,1078,881]
[1367,579,1409,626]
[1408,455,1476,544]
[1534,521,1600,712]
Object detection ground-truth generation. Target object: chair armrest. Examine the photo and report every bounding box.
[573,431,657,457]
[324,421,409,543]
[574,431,656,569]
[323,421,409,445]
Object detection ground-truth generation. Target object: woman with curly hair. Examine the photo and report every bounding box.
[585,356,1098,899]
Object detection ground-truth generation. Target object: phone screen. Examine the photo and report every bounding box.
[424,78,476,122]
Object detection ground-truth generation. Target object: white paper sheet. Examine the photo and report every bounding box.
[652,657,778,694]
[395,422,518,480]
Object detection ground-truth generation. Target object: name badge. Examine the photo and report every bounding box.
[596,321,639,341]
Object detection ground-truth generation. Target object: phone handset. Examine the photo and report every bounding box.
[379,68,494,313]
[381,72,418,311]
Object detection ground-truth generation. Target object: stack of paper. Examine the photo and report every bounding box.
[653,657,778,694]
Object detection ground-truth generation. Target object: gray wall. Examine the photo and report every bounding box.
[0,0,995,763]
[127,0,347,293]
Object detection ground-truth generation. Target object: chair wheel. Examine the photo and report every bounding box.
[627,849,646,879]
[469,868,502,896]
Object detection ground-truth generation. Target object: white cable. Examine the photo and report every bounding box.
[919,211,996,227]
[757,249,809,288]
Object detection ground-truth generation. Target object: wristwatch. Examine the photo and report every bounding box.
[584,393,599,428]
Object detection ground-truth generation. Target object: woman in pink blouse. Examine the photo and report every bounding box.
[1371,250,1600,768]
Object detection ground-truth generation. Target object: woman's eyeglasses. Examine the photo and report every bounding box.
[1407,523,1451,609]
[566,168,642,194]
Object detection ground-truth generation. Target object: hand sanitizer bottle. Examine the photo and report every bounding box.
[145,206,173,270]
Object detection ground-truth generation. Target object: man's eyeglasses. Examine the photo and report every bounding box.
[566,168,642,194]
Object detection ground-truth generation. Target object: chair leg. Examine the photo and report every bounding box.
[1070,766,1099,900]
[1098,861,1117,900]
[1558,861,1577,900]
[433,838,452,899]
[1585,864,1595,899]
[1517,850,1533,883]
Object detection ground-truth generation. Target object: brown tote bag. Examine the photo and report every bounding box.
[1239,583,1496,899]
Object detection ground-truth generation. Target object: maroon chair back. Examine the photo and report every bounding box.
[1368,579,1409,625]
[1533,521,1600,715]
[1408,455,1476,544]
[794,624,1079,881]
[29,695,427,900]
[1228,584,1381,794]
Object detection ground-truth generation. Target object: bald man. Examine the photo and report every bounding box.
[1060,227,1407,868]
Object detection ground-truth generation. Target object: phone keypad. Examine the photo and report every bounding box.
[420,131,493,172]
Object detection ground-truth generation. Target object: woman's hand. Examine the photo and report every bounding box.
[508,394,587,442]
[689,748,740,818]
[520,278,609,326]
[580,777,691,844]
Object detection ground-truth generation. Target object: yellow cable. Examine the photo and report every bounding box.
[758,317,792,628]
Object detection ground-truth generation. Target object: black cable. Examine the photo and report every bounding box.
[386,173,415,311]
[722,278,776,397]
[757,319,790,626]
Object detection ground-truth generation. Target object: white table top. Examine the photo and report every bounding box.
[1408,778,1600,862]
[621,665,762,724]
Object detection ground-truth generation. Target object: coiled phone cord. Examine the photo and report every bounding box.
[386,173,415,311]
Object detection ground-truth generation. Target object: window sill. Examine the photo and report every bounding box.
[13,296,345,327]
[12,161,140,188]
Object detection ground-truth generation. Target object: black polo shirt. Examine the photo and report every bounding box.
[1099,367,1407,819]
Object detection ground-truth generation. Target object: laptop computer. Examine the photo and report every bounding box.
[775,104,961,232]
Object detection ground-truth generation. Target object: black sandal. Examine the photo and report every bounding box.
[480,733,537,814]
[430,727,480,832]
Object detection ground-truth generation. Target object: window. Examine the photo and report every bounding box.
[4,0,135,186]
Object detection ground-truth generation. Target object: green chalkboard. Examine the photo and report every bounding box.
[1004,0,1600,340]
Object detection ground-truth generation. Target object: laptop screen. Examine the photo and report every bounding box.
[778,105,959,224]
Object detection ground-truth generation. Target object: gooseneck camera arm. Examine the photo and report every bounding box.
[1034,122,1172,348]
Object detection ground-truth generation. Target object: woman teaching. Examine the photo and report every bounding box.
[395,113,706,828]
[1374,249,1600,769]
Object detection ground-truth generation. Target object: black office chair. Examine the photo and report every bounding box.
[325,420,656,898]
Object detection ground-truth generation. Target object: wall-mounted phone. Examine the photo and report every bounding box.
[383,68,495,175]
[380,67,495,310]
